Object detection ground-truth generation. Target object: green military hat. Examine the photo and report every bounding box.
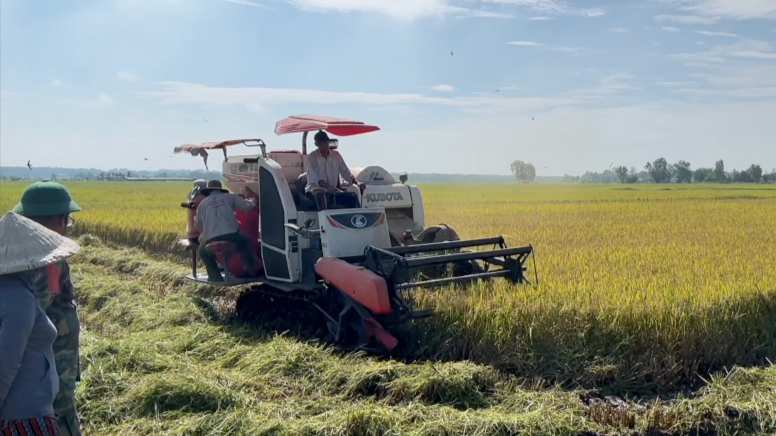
[12,181,81,217]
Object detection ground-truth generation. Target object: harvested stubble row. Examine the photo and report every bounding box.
[72,237,776,435]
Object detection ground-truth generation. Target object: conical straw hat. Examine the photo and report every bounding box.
[0,211,81,275]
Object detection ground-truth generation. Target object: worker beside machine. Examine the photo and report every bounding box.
[194,180,260,282]
[305,130,365,210]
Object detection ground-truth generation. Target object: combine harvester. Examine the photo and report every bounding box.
[175,115,536,352]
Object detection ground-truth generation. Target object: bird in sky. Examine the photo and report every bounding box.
[144,158,148,161]
[450,51,453,56]
[27,160,32,170]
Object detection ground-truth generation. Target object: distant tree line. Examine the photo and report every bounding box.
[0,167,224,182]
[559,158,775,184]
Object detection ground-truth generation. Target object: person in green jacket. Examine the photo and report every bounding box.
[12,181,83,436]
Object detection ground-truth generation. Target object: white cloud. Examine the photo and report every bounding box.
[506,40,545,46]
[431,84,456,92]
[94,93,116,109]
[689,64,776,87]
[116,71,140,82]
[729,50,776,60]
[219,0,270,7]
[51,79,62,87]
[506,41,593,56]
[656,81,701,86]
[529,16,552,20]
[281,0,602,20]
[675,86,776,98]
[469,10,514,18]
[610,27,629,33]
[661,26,682,32]
[695,30,737,37]
[282,0,504,20]
[66,93,115,110]
[655,14,719,24]
[593,73,641,92]
[670,63,776,100]
[550,46,590,55]
[138,78,644,115]
[479,0,605,17]
[656,0,776,20]
[671,52,726,62]
[672,38,776,63]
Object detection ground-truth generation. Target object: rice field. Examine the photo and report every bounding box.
[1,180,775,435]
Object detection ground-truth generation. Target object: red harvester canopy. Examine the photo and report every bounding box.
[274,115,380,137]
[173,139,261,155]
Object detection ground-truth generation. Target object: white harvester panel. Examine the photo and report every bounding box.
[361,184,413,209]
[352,166,396,185]
[267,150,306,185]
[257,157,300,283]
[222,155,260,194]
[319,208,392,258]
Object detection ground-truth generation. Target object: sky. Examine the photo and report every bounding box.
[1,0,775,176]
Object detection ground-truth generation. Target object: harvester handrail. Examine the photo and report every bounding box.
[401,247,533,269]
[396,270,512,291]
[385,237,506,255]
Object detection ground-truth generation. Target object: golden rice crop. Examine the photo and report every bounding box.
[2,180,775,394]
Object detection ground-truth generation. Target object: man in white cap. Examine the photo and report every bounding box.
[0,211,81,436]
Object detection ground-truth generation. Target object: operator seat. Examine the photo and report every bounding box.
[296,172,360,211]
[295,173,319,212]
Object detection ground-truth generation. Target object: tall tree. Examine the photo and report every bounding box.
[526,163,536,183]
[693,168,711,183]
[645,158,672,183]
[673,160,692,183]
[714,159,726,182]
[510,160,536,183]
[749,164,763,183]
[614,166,629,183]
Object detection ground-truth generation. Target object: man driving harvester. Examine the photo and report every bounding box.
[305,130,365,210]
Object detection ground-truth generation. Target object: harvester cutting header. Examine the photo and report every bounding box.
[175,114,536,352]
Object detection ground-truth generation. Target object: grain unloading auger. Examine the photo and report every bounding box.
[175,115,536,352]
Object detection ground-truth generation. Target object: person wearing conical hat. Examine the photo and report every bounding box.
[0,212,81,436]
[12,182,83,436]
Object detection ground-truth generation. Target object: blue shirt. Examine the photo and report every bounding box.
[0,276,59,419]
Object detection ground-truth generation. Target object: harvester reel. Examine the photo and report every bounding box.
[407,224,485,282]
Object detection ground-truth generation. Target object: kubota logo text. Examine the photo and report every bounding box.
[365,192,404,202]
